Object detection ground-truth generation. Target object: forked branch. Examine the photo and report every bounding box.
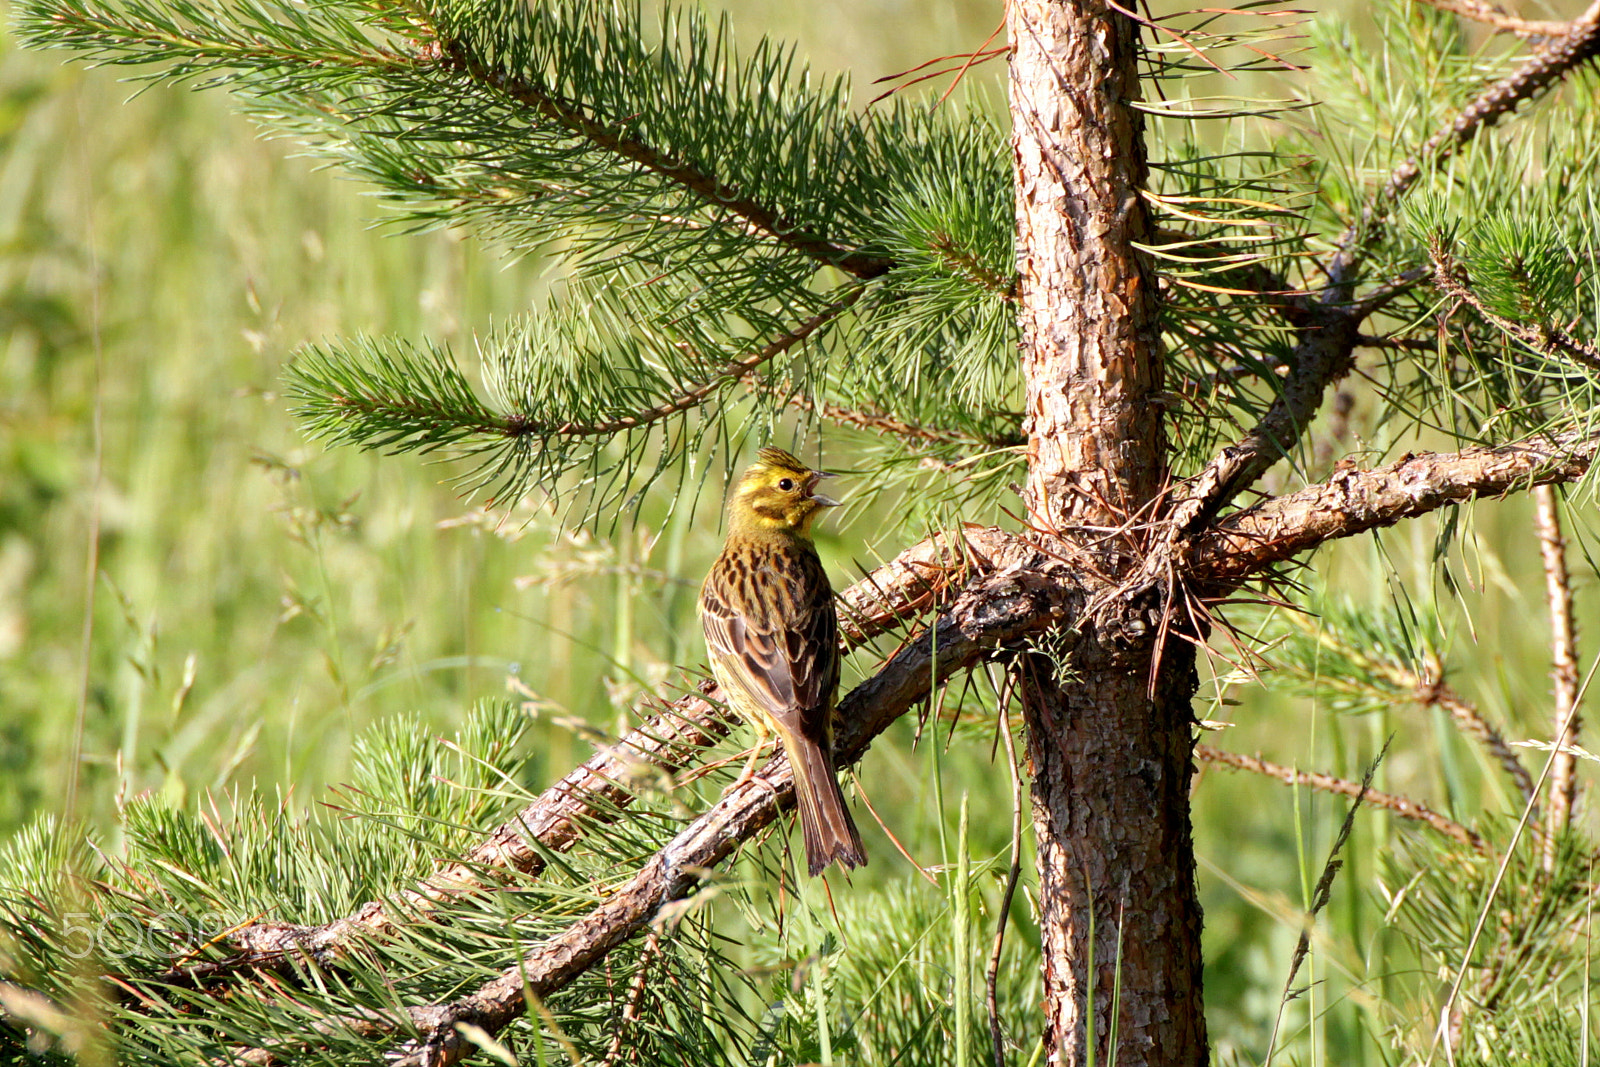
[236,557,1059,1067]
[1170,5,1600,532]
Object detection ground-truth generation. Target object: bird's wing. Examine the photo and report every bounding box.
[701,553,838,736]
[785,561,839,721]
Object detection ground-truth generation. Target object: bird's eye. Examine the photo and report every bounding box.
[777,478,795,492]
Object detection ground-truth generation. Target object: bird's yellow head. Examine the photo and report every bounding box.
[727,447,842,539]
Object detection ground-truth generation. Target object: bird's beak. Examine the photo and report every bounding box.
[807,469,842,506]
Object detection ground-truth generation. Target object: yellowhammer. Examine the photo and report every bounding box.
[699,446,867,876]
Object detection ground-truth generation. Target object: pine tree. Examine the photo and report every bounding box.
[6,0,1600,1064]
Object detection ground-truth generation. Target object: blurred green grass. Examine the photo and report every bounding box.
[0,47,553,826]
[2,1,1596,1060]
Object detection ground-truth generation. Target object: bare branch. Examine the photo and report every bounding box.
[205,540,1051,1067]
[1169,302,1364,533]
[1535,484,1582,867]
[837,526,1019,641]
[1197,744,1485,851]
[1164,274,1431,541]
[1407,0,1572,38]
[1186,435,1598,584]
[743,373,1022,451]
[170,526,1019,985]
[155,442,1599,1060]
[1355,333,1436,352]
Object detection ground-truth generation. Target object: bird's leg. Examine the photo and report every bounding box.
[725,716,773,795]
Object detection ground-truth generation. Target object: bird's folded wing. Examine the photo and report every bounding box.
[701,565,838,739]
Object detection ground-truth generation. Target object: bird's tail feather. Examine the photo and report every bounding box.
[784,730,867,877]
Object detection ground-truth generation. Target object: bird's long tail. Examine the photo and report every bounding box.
[782,727,867,877]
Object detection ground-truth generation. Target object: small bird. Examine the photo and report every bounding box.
[699,446,867,877]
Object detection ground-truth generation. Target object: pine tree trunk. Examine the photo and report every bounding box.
[1007,0,1208,1062]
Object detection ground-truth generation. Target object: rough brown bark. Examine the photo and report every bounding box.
[1010,3,1164,530]
[1008,0,1206,1063]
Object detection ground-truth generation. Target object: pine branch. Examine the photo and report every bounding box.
[1275,612,1536,801]
[160,526,1018,988]
[601,924,660,1066]
[427,14,893,279]
[1416,670,1538,804]
[1197,742,1485,851]
[286,289,866,503]
[17,0,934,287]
[14,0,403,82]
[1186,434,1599,583]
[1169,5,1600,532]
[1334,0,1600,285]
[1427,237,1600,370]
[925,232,1018,299]
[523,292,866,438]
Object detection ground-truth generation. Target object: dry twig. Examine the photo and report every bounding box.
[1197,743,1484,851]
[1407,0,1572,38]
[1535,484,1583,869]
